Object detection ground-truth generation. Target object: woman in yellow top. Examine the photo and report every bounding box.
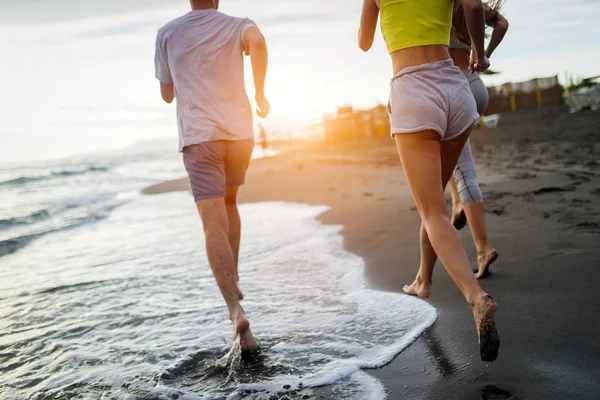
[359,0,500,362]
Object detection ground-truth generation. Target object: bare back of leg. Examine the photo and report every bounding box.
[450,141,498,278]
[195,198,257,351]
[225,186,243,288]
[395,129,499,361]
[448,177,467,230]
[403,130,472,298]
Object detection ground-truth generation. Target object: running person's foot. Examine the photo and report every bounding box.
[232,308,259,353]
[402,275,431,298]
[476,249,498,279]
[473,293,500,362]
[239,327,259,357]
[451,206,467,230]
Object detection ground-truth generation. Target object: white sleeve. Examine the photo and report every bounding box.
[240,18,258,54]
[154,31,173,84]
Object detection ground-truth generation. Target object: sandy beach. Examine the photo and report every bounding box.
[144,105,600,399]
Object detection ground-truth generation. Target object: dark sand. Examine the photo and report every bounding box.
[145,106,600,399]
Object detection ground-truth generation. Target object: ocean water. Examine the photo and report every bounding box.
[0,142,276,259]
[0,141,185,259]
[0,146,436,399]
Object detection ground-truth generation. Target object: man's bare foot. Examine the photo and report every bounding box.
[239,327,259,355]
[473,294,500,362]
[232,310,259,353]
[476,250,498,279]
[402,276,431,299]
[452,207,467,230]
[234,313,250,338]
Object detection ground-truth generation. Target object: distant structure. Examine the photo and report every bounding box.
[323,105,389,143]
[487,75,563,114]
[566,76,600,113]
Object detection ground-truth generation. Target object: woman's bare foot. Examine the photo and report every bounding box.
[451,207,467,230]
[402,276,431,299]
[476,249,498,279]
[473,294,500,362]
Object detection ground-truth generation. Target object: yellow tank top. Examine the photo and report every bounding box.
[380,0,453,54]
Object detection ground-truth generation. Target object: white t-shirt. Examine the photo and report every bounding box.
[155,10,256,151]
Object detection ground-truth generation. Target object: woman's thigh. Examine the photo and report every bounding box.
[394,129,471,217]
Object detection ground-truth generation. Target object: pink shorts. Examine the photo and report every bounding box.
[388,59,479,141]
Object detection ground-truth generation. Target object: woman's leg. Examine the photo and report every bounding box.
[453,139,498,278]
[395,129,499,361]
[403,138,471,297]
[464,204,498,278]
[448,174,467,230]
[399,130,476,301]
[403,222,435,298]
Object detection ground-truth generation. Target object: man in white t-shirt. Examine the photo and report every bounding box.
[155,0,269,353]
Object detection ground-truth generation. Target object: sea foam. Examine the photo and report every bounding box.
[0,194,436,399]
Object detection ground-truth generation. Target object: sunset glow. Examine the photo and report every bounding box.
[1,0,598,161]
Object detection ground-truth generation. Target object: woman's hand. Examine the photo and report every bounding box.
[470,54,490,73]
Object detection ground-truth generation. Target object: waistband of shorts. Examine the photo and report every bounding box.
[391,59,455,84]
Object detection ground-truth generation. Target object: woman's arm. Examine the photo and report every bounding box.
[484,7,509,58]
[358,0,379,52]
[458,0,489,70]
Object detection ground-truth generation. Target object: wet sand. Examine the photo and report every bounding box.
[145,106,600,399]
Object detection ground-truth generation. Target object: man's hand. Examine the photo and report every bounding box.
[255,93,270,118]
[245,26,269,118]
[470,55,490,73]
[160,82,175,104]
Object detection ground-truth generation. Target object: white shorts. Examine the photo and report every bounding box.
[388,59,479,141]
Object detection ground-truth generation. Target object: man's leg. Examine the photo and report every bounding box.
[223,138,254,292]
[225,186,245,300]
[225,186,242,280]
[195,197,257,350]
[183,141,257,351]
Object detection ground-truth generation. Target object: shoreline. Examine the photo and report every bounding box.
[144,106,600,399]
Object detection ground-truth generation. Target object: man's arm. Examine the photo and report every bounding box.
[155,32,175,104]
[458,0,489,71]
[484,7,509,59]
[244,26,270,118]
[160,82,175,104]
[358,0,379,52]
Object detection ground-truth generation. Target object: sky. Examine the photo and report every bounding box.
[1,0,599,162]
